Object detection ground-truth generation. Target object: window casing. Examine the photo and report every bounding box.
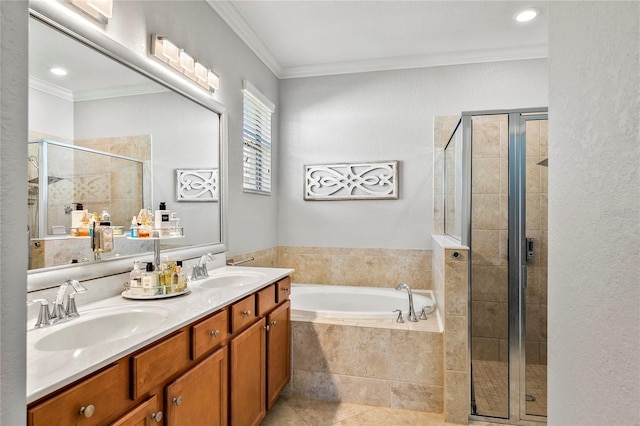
[243,81,275,195]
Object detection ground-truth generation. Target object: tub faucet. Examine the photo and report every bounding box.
[395,282,418,322]
[191,253,215,280]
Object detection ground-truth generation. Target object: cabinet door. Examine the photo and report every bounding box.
[266,300,291,410]
[111,395,163,426]
[165,346,228,426]
[230,318,266,426]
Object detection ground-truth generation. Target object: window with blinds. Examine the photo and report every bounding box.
[243,81,275,195]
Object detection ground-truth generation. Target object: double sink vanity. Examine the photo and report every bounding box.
[27,266,293,425]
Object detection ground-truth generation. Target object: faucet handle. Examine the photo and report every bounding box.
[419,306,428,320]
[393,309,405,323]
[66,293,80,317]
[27,299,53,328]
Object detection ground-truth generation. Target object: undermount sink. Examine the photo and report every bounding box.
[199,271,266,289]
[33,305,172,352]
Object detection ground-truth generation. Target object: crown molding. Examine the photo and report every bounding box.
[279,44,549,79]
[206,0,283,78]
[206,1,548,80]
[29,76,73,101]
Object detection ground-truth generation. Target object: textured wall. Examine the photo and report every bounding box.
[548,2,640,425]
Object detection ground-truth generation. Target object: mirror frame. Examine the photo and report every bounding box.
[27,3,228,291]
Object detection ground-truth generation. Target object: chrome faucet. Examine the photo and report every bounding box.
[27,279,87,328]
[53,279,87,321]
[395,282,418,322]
[191,253,215,280]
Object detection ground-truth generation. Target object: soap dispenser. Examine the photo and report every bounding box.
[71,203,86,230]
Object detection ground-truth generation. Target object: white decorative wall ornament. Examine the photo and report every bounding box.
[176,168,219,202]
[304,161,399,200]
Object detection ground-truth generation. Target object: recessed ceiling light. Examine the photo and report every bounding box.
[49,67,68,76]
[514,8,541,23]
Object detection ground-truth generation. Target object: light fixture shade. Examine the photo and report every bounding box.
[70,0,113,19]
[194,62,208,88]
[207,71,220,91]
[179,51,195,73]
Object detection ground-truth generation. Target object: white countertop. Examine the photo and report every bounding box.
[26,265,293,404]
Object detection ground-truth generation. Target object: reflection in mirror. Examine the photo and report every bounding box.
[444,119,463,241]
[28,15,223,273]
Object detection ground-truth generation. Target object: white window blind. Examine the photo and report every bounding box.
[243,81,275,195]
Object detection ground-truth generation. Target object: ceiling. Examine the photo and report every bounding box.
[207,0,549,79]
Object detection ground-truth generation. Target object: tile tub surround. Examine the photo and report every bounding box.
[291,317,444,413]
[432,235,470,424]
[229,246,433,290]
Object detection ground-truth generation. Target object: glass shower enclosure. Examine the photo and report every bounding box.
[443,108,548,423]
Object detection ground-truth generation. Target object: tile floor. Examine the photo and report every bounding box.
[261,394,509,426]
[472,360,547,418]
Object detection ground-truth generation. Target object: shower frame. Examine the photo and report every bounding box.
[450,107,548,424]
[28,138,146,239]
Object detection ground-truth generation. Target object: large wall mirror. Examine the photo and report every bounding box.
[28,5,227,291]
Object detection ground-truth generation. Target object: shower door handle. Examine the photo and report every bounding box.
[526,238,534,262]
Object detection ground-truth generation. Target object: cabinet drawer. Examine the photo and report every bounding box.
[256,284,276,317]
[28,363,125,426]
[131,330,189,399]
[276,276,291,303]
[191,309,228,360]
[111,395,161,426]
[230,295,256,334]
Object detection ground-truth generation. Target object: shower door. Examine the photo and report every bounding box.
[465,109,548,423]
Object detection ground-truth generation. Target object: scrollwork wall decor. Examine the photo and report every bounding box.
[176,168,219,202]
[304,161,399,200]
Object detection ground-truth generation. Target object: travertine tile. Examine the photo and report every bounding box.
[445,371,469,424]
[472,158,501,194]
[471,337,500,361]
[471,194,501,230]
[284,395,374,426]
[390,382,443,412]
[471,301,507,339]
[445,258,468,316]
[292,322,329,372]
[470,265,507,303]
[445,315,467,372]
[471,121,501,158]
[390,330,442,385]
[471,230,501,266]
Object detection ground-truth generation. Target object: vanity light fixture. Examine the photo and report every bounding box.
[514,7,540,23]
[69,0,113,21]
[151,34,220,93]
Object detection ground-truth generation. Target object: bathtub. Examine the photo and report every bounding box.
[290,283,436,320]
[289,283,444,412]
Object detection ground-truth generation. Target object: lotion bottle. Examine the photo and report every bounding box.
[155,202,171,230]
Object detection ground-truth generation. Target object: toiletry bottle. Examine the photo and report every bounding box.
[71,203,85,230]
[100,207,111,223]
[137,208,151,238]
[78,209,91,236]
[141,262,156,296]
[169,212,181,236]
[176,260,187,291]
[130,216,139,238]
[129,261,143,295]
[155,202,171,231]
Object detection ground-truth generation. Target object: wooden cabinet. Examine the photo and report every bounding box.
[28,275,291,426]
[229,318,267,426]
[266,300,291,410]
[111,395,163,426]
[166,347,228,426]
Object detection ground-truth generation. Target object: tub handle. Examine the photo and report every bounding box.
[393,309,404,323]
[419,306,428,320]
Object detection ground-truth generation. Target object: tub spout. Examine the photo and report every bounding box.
[395,282,418,322]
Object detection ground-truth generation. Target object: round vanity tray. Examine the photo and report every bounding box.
[121,289,191,300]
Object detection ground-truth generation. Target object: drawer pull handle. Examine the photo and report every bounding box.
[210,329,220,337]
[282,288,289,292]
[79,405,95,418]
[270,320,277,326]
[242,310,251,316]
[151,411,163,423]
[173,396,182,406]
[264,324,270,332]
